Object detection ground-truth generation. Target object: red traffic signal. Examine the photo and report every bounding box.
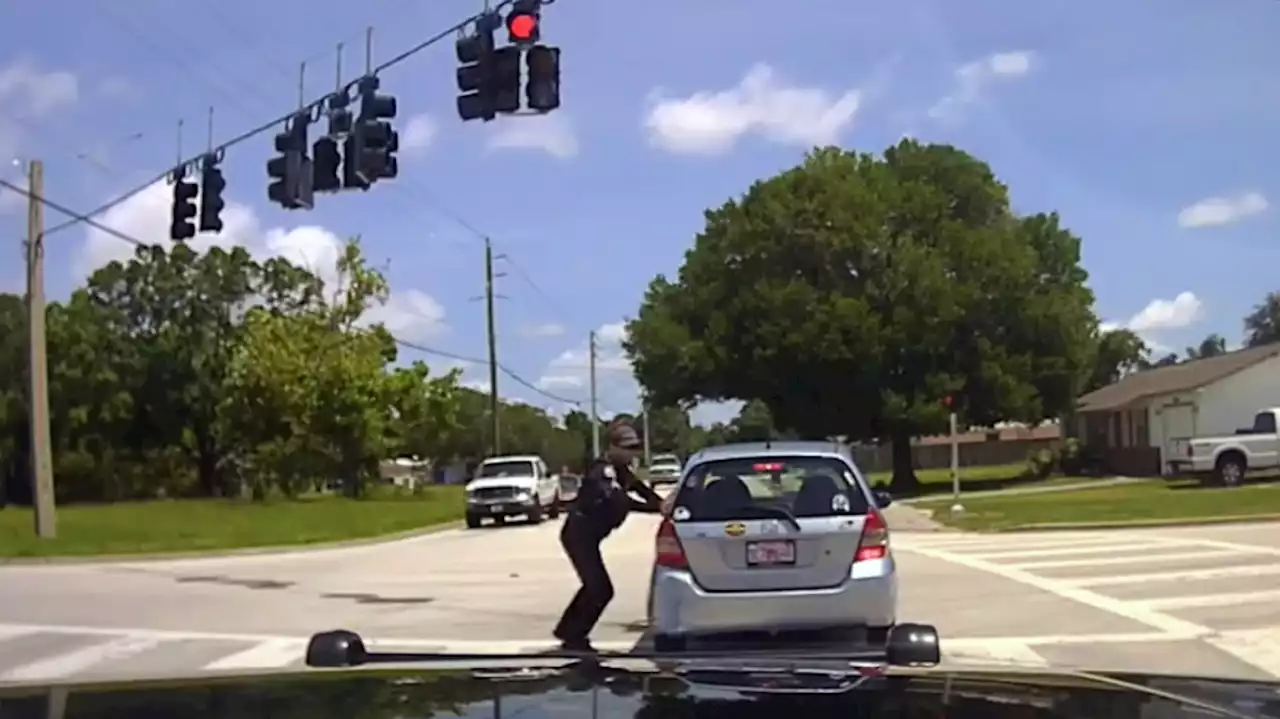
[506,11,538,43]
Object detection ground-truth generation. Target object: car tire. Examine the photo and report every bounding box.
[465,514,482,529]
[528,501,544,525]
[653,634,687,653]
[547,493,561,519]
[1215,453,1245,487]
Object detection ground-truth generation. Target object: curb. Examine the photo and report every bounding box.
[0,520,465,566]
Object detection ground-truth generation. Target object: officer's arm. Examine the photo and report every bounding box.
[623,471,665,511]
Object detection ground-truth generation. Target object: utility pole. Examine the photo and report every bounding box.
[484,238,500,456]
[25,159,56,539]
[642,401,651,466]
[589,330,599,457]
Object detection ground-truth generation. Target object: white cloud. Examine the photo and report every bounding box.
[401,113,438,157]
[0,171,26,215]
[488,113,579,159]
[927,50,1033,124]
[644,64,861,155]
[520,322,565,339]
[75,181,448,343]
[1101,291,1204,355]
[538,321,634,412]
[1177,192,1268,228]
[0,59,79,165]
[1126,291,1204,333]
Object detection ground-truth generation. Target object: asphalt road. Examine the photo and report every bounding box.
[2,509,1279,685]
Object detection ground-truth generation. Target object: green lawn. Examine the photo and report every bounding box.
[0,486,465,558]
[917,479,1280,531]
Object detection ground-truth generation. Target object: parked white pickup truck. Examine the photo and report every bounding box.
[464,454,562,528]
[1167,408,1280,486]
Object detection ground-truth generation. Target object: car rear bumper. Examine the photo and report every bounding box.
[648,557,897,637]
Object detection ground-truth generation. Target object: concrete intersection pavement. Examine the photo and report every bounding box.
[2,513,1279,684]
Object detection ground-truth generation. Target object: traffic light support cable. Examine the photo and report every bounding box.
[43,0,525,239]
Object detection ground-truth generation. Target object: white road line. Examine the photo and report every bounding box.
[0,635,165,682]
[0,626,35,641]
[900,544,1211,637]
[902,532,1175,550]
[1009,549,1243,570]
[1207,628,1280,678]
[969,542,1173,560]
[1067,563,1280,587]
[943,641,1048,667]
[1162,536,1280,558]
[1139,588,1280,611]
[204,639,306,670]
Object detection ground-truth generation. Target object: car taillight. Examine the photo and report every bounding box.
[854,510,889,562]
[655,518,688,569]
[1186,444,1193,458]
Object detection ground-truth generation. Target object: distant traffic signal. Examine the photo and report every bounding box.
[169,170,198,241]
[266,111,314,210]
[197,154,226,233]
[505,0,541,45]
[525,45,561,113]
[352,75,399,186]
[456,16,500,122]
[313,136,341,193]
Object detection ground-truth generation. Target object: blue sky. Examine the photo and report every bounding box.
[0,0,1276,425]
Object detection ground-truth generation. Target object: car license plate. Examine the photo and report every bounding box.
[489,505,504,514]
[746,540,795,566]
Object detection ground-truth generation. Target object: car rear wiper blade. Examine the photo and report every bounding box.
[747,504,802,531]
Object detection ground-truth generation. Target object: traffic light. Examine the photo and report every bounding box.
[197,154,225,233]
[266,111,315,210]
[505,0,541,45]
[313,136,341,193]
[316,91,349,193]
[169,169,198,241]
[525,45,561,113]
[351,75,398,186]
[341,135,368,191]
[456,17,499,122]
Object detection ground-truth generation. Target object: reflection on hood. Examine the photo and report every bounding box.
[2,664,1279,719]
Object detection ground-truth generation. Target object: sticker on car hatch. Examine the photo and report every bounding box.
[831,494,850,513]
[724,522,746,537]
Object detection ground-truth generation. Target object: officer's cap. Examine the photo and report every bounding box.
[607,420,642,450]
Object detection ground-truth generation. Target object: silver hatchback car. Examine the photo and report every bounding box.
[646,441,897,652]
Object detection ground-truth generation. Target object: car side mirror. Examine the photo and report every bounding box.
[874,490,893,508]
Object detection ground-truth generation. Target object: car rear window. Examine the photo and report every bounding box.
[674,455,870,521]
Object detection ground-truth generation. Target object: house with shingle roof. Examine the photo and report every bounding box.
[1074,343,1280,476]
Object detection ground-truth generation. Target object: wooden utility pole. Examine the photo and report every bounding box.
[25,159,56,538]
[484,238,500,455]
[589,331,599,457]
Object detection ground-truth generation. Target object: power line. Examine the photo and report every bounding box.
[0,176,583,407]
[43,0,520,238]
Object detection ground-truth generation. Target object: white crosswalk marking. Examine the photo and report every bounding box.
[0,635,165,682]
[203,638,306,671]
[898,526,1280,679]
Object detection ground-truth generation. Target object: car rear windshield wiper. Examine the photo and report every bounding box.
[745,504,802,531]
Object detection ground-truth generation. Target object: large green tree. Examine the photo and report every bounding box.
[624,141,1097,488]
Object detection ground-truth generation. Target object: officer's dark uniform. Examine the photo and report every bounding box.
[553,424,664,650]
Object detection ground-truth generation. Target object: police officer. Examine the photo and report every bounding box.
[553,420,665,652]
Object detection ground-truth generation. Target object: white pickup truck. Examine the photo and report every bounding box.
[464,454,562,529]
[1167,408,1280,487]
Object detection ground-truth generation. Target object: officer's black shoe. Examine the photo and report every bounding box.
[558,637,598,654]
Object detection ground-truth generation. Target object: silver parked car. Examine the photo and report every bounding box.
[646,441,897,652]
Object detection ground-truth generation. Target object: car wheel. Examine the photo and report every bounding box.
[528,501,544,525]
[653,634,687,653]
[465,513,482,529]
[546,492,561,519]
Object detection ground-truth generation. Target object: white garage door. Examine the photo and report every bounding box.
[1162,404,1196,462]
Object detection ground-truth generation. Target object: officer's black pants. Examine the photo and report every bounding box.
[553,515,615,641]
